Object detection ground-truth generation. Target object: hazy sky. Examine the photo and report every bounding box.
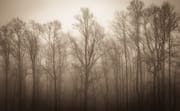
[0,0,179,32]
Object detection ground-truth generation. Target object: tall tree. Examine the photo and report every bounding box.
[128,0,144,109]
[101,43,110,111]
[43,20,66,111]
[108,39,121,111]
[0,25,12,111]
[142,2,179,110]
[8,18,26,111]
[25,21,42,111]
[113,11,130,111]
[71,8,104,111]
[160,3,179,110]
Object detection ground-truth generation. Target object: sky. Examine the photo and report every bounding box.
[0,0,179,33]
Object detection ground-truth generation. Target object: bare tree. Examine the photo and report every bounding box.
[108,39,122,111]
[8,18,26,111]
[25,21,43,111]
[113,11,130,111]
[43,20,67,111]
[141,2,179,110]
[0,25,12,111]
[101,43,110,111]
[128,0,144,109]
[71,8,104,111]
[163,2,178,109]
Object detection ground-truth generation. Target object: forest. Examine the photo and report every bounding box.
[0,0,180,111]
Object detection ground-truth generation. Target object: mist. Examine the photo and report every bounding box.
[0,0,180,111]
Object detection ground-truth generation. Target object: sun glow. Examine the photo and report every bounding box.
[0,0,167,34]
[1,0,129,33]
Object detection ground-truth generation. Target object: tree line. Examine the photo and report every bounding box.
[0,0,180,111]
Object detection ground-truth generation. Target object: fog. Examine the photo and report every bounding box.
[0,0,180,111]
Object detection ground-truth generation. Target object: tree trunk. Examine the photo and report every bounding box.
[18,41,23,111]
[83,72,88,111]
[4,54,9,111]
[123,20,128,111]
[168,31,172,111]
[31,60,37,111]
[54,78,57,111]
